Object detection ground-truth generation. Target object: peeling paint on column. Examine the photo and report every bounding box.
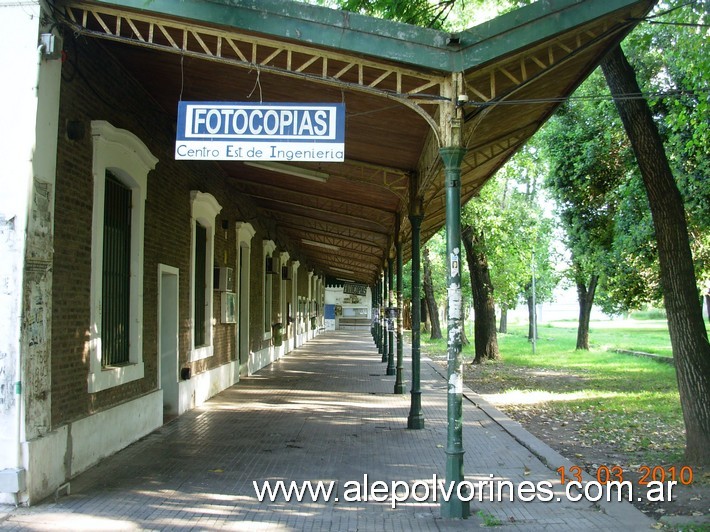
[22,180,54,440]
[447,321,461,346]
[447,283,462,321]
[448,372,462,394]
[26,180,53,262]
[23,265,52,439]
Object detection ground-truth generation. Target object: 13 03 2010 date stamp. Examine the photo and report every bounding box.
[556,464,694,486]
[555,465,694,503]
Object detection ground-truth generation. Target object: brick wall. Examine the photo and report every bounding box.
[51,36,277,427]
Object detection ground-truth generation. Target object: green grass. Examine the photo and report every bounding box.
[499,325,682,459]
[419,320,685,462]
[541,319,673,357]
[477,510,502,527]
[419,319,673,357]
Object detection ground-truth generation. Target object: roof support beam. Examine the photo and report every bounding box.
[62,1,444,139]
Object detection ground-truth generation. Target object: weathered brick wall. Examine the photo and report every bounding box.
[51,36,274,427]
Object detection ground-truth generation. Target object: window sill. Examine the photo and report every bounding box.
[190,345,214,362]
[88,362,144,393]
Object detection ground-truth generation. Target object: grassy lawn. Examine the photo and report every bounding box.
[420,319,684,462]
[497,323,681,459]
[542,319,673,357]
[422,318,673,356]
[417,319,710,524]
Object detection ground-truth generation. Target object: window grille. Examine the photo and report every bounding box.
[194,222,207,346]
[102,173,131,366]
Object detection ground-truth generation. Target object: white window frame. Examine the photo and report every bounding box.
[262,240,276,340]
[279,251,289,330]
[190,191,222,361]
[235,222,256,361]
[88,121,157,393]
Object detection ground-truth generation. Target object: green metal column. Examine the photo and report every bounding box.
[374,278,380,348]
[377,277,384,352]
[407,208,424,429]
[386,256,395,375]
[378,278,383,350]
[440,145,470,519]
[381,268,388,363]
[394,232,404,394]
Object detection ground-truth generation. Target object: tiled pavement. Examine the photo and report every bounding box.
[1,331,656,530]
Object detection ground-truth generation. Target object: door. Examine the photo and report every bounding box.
[159,265,179,421]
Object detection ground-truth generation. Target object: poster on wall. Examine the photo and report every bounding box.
[343,282,367,297]
[175,102,345,162]
[324,303,336,331]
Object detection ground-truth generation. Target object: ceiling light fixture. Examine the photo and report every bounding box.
[331,267,355,274]
[302,239,340,251]
[244,161,329,182]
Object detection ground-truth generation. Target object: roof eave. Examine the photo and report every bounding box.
[87,0,454,71]
[455,0,655,71]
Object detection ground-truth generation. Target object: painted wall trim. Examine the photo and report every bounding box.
[178,360,238,414]
[17,390,162,505]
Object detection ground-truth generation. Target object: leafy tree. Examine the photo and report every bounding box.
[624,0,710,313]
[539,0,710,462]
[540,70,634,349]
[306,0,457,28]
[489,151,546,333]
[601,41,710,464]
[462,145,557,359]
[600,175,661,314]
[338,0,457,28]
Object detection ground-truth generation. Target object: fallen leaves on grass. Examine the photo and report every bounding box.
[448,359,709,525]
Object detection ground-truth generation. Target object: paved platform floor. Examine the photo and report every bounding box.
[1,331,656,530]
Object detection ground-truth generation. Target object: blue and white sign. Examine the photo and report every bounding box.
[175,102,345,161]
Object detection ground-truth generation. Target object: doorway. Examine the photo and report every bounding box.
[158,264,179,422]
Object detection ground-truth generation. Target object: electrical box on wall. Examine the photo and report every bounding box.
[214,267,234,292]
[221,292,237,323]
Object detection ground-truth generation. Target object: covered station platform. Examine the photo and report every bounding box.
[2,331,654,530]
[1,0,657,522]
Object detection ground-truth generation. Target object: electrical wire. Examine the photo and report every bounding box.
[464,89,708,108]
[644,0,702,21]
[641,0,708,27]
[645,20,710,27]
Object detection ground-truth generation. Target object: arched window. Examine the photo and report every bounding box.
[88,121,157,393]
[262,240,276,340]
[190,191,222,361]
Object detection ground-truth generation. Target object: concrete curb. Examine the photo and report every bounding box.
[610,348,674,365]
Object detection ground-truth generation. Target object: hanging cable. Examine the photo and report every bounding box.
[645,20,710,27]
[179,52,185,102]
[247,65,263,103]
[463,88,708,108]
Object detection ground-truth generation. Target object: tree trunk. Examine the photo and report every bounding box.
[705,292,710,323]
[460,303,470,346]
[422,247,442,340]
[575,273,599,350]
[499,306,508,334]
[602,45,710,465]
[526,293,538,340]
[403,299,412,330]
[420,297,431,333]
[462,225,500,363]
